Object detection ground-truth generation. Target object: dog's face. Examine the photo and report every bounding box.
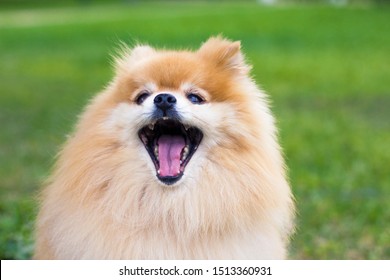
[103,38,256,186]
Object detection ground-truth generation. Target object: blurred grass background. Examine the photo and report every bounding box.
[0,0,389,259]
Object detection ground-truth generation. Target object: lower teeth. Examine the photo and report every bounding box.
[154,146,158,158]
[181,145,190,161]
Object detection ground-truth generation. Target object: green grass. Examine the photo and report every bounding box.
[1,2,389,259]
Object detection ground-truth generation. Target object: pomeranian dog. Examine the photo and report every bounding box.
[34,37,294,259]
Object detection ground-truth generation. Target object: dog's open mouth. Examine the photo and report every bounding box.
[138,118,203,185]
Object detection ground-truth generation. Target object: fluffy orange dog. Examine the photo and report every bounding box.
[34,37,294,259]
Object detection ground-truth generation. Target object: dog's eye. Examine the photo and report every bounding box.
[187,93,204,104]
[135,92,150,105]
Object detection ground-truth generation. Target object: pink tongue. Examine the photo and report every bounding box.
[158,135,185,177]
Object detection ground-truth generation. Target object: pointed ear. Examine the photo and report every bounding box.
[114,44,156,73]
[197,36,249,74]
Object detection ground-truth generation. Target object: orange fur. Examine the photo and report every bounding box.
[34,36,295,259]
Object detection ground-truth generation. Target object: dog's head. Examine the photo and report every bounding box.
[101,37,263,186]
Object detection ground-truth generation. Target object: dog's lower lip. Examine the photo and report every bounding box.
[157,173,183,186]
[138,118,203,185]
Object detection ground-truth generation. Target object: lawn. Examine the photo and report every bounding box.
[0,1,389,259]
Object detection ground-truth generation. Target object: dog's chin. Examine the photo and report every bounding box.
[138,117,203,186]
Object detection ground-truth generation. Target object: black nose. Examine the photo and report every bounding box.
[154,93,176,111]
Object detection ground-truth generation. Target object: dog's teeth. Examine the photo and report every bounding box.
[154,145,158,158]
[181,145,189,160]
[148,123,155,130]
[163,116,168,120]
[157,170,160,174]
[184,124,190,131]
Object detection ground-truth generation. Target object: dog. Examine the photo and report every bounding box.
[34,36,294,259]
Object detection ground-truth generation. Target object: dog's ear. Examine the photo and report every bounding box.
[114,44,156,73]
[197,36,249,74]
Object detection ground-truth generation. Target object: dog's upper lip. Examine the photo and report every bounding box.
[138,118,203,185]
